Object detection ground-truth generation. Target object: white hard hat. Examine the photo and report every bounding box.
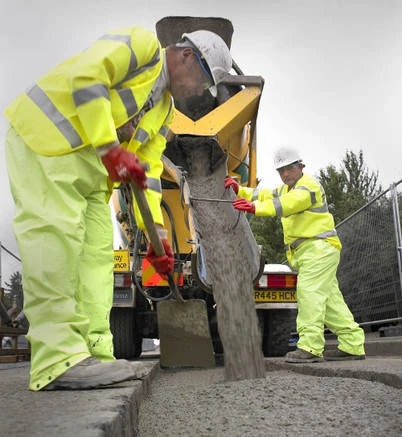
[181,30,232,96]
[273,146,303,170]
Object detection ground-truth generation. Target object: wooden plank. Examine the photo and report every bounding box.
[0,355,17,363]
[0,348,30,356]
[0,327,28,335]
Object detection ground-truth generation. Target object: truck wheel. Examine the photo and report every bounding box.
[258,309,297,357]
[110,307,143,359]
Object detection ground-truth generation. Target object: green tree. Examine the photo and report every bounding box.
[318,149,382,223]
[4,271,23,311]
[250,215,287,264]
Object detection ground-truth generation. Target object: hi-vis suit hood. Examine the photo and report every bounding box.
[4,26,169,156]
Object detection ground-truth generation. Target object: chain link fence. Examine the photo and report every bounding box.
[336,179,402,330]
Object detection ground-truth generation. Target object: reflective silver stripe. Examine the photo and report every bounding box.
[284,238,306,251]
[27,84,83,148]
[316,230,337,239]
[118,88,138,117]
[133,127,149,145]
[122,49,160,84]
[72,83,109,106]
[310,204,329,213]
[146,177,162,193]
[284,230,338,251]
[100,33,132,46]
[295,185,316,204]
[116,49,161,119]
[99,33,138,72]
[272,197,283,216]
[156,97,173,138]
[159,125,169,138]
[295,185,330,212]
[251,188,260,201]
[311,191,316,204]
[310,184,329,212]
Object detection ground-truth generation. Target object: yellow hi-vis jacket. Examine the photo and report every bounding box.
[238,173,341,251]
[4,26,174,229]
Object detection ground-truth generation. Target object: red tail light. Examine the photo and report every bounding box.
[267,274,297,289]
[114,272,132,288]
[255,273,297,289]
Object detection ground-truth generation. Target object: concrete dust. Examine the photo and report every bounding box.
[157,299,215,368]
[173,137,265,381]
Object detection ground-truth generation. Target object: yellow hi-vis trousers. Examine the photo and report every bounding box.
[5,127,115,391]
[290,239,365,357]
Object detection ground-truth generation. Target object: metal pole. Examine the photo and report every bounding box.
[189,196,234,203]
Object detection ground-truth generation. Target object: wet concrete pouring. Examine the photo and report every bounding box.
[137,363,402,437]
[167,137,265,381]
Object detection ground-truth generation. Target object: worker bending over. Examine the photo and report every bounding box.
[226,146,365,363]
[4,25,231,390]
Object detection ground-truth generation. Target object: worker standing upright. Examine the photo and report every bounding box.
[4,25,232,390]
[226,146,365,363]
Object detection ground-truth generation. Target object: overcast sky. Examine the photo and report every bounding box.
[1,0,401,284]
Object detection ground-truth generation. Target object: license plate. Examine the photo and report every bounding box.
[113,288,133,304]
[254,290,297,303]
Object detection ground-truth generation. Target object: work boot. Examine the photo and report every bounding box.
[285,348,324,363]
[43,357,137,390]
[324,349,365,361]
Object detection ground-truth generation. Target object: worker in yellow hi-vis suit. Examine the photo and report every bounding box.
[4,25,232,390]
[226,146,365,363]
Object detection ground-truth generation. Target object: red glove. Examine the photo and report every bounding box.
[233,198,256,214]
[145,239,174,278]
[224,177,239,194]
[101,146,147,188]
